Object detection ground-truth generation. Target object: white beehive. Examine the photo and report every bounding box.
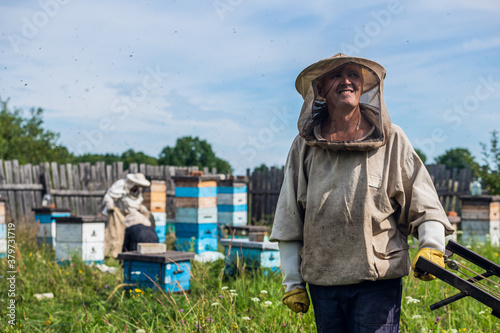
[55,215,106,264]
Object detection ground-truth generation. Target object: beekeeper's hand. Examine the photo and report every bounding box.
[105,201,115,212]
[138,204,149,215]
[412,248,444,281]
[282,287,310,313]
[412,221,446,281]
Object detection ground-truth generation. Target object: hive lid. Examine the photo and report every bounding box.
[220,239,278,250]
[460,195,500,204]
[54,215,107,223]
[217,179,247,187]
[223,225,270,233]
[117,250,195,263]
[172,176,220,183]
[32,207,71,213]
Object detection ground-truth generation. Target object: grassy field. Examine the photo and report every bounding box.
[1,225,500,332]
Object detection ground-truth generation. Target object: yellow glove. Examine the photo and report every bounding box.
[412,248,444,281]
[282,288,310,313]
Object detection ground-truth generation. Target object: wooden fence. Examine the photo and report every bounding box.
[0,158,472,225]
[246,166,284,224]
[426,164,472,213]
[246,164,472,224]
[0,159,216,223]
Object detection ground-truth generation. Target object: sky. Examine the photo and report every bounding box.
[1,0,499,174]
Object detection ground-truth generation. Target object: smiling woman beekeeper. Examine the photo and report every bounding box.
[270,53,454,333]
[102,173,151,257]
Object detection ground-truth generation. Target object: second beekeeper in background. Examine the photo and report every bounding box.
[102,173,151,257]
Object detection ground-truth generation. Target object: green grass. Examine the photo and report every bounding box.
[1,225,500,332]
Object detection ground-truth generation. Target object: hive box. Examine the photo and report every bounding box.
[175,237,218,253]
[152,212,167,243]
[55,215,106,264]
[142,179,167,213]
[118,250,195,292]
[220,238,280,276]
[217,180,248,229]
[460,195,500,245]
[220,225,270,240]
[33,207,71,247]
[175,207,217,223]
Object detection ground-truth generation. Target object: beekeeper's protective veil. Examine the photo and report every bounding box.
[295,53,392,151]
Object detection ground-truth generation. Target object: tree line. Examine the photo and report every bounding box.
[0,98,232,174]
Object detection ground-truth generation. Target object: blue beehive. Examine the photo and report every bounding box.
[118,250,195,293]
[174,175,219,254]
[217,179,248,233]
[152,212,167,243]
[33,207,71,247]
[220,238,280,276]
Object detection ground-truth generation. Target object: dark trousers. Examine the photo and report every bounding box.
[309,278,402,333]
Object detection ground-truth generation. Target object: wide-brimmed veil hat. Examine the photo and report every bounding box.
[295,53,386,99]
[295,53,391,152]
[126,173,151,187]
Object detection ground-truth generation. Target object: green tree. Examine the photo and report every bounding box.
[475,130,500,195]
[0,98,73,164]
[414,148,427,164]
[120,149,158,169]
[434,148,478,170]
[158,136,232,174]
[73,153,121,165]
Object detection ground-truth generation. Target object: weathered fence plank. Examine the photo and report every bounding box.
[4,161,17,221]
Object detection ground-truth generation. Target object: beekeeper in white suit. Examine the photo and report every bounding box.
[103,173,151,257]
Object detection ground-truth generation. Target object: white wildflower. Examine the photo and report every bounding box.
[451,329,458,333]
[211,302,219,306]
[230,289,236,293]
[242,316,251,321]
[251,297,260,302]
[411,315,422,319]
[405,296,420,304]
[136,330,146,333]
[479,311,485,314]
[260,290,268,294]
[264,301,273,307]
[221,286,228,290]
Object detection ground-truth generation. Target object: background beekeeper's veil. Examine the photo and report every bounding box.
[295,53,391,151]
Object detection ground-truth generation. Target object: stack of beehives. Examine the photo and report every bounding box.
[173,173,219,254]
[32,207,71,247]
[217,178,248,228]
[460,195,500,245]
[142,179,168,243]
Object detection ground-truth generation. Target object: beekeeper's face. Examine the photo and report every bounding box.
[318,64,363,110]
[130,185,142,197]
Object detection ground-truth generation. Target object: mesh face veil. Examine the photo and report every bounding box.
[295,53,391,152]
